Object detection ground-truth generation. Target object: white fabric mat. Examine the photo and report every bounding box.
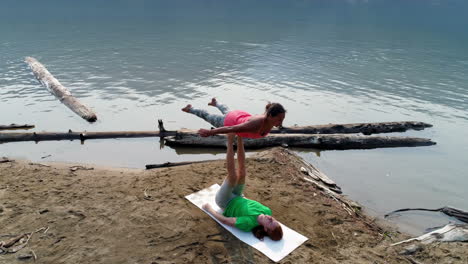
[185,184,308,262]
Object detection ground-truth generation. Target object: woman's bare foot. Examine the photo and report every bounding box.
[208,98,217,107]
[181,104,192,112]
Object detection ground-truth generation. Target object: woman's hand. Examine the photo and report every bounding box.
[202,203,212,212]
[198,128,212,137]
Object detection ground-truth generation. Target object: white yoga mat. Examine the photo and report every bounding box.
[186,184,308,262]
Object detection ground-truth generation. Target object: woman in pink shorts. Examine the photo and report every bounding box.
[182,98,286,139]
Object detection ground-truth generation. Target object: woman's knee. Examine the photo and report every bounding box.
[215,192,227,209]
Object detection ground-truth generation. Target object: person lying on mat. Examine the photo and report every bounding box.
[182,98,286,139]
[202,134,283,241]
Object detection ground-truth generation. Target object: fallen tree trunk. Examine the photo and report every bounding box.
[385,206,468,224]
[25,57,97,122]
[0,120,433,143]
[0,130,436,150]
[391,223,468,245]
[164,132,436,150]
[146,159,221,169]
[0,131,173,143]
[0,124,35,130]
[271,121,432,135]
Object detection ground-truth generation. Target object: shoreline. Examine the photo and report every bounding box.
[0,148,465,263]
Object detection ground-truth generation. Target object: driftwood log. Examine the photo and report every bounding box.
[298,154,341,193]
[391,223,468,245]
[385,206,468,224]
[25,57,97,122]
[0,129,435,150]
[0,124,35,130]
[0,158,12,163]
[165,132,436,150]
[0,120,432,143]
[272,121,432,135]
[0,131,169,143]
[146,159,221,169]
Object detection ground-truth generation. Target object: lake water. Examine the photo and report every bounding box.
[1,0,467,235]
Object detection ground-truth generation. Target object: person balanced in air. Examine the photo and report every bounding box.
[182,98,286,139]
[202,134,283,241]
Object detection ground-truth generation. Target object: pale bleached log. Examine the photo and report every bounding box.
[300,160,337,187]
[391,224,468,246]
[164,132,436,150]
[25,57,97,122]
[271,121,432,135]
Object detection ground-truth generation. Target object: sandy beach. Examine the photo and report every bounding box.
[0,148,466,264]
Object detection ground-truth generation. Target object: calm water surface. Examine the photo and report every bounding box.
[1,0,467,235]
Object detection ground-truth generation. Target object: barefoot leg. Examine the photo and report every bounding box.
[181,104,192,112]
[183,105,225,127]
[209,98,230,115]
[208,98,217,107]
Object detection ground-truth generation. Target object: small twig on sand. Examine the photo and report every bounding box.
[8,234,31,253]
[31,249,37,261]
[144,188,154,201]
[34,227,46,234]
[0,227,48,254]
[0,234,27,248]
[69,166,94,172]
[28,162,50,167]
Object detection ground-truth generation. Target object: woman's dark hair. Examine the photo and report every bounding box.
[252,225,283,241]
[252,225,267,241]
[265,102,286,117]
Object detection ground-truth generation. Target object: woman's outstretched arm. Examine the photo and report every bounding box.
[202,204,236,227]
[198,116,263,137]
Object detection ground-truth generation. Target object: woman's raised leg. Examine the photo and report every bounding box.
[208,98,230,115]
[182,104,225,127]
